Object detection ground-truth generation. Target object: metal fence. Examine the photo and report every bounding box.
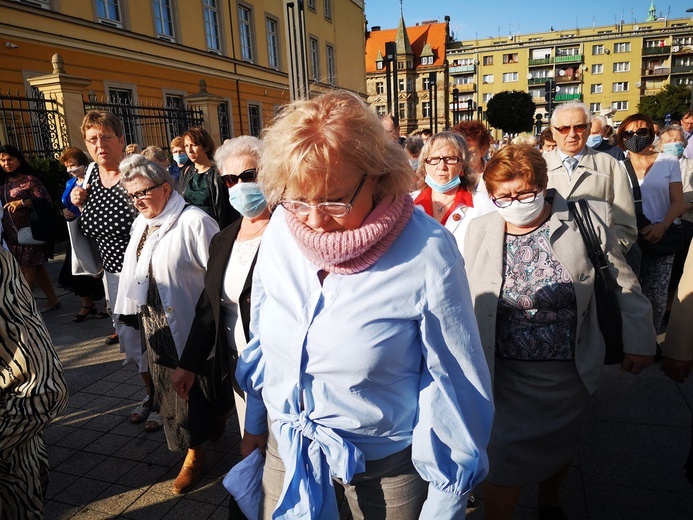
[83,97,204,151]
[0,89,68,160]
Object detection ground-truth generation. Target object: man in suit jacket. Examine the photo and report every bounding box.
[544,101,637,254]
[588,115,625,161]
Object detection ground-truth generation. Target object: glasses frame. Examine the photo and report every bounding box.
[126,183,165,202]
[425,156,461,166]
[85,134,118,145]
[552,124,589,135]
[221,168,258,188]
[491,191,539,208]
[621,128,650,139]
[280,174,368,218]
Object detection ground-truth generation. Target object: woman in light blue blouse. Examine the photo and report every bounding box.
[236,90,494,519]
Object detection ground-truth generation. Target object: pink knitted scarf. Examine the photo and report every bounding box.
[285,195,415,275]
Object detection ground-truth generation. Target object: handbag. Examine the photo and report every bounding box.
[3,188,46,246]
[68,164,103,276]
[568,199,625,365]
[623,158,684,257]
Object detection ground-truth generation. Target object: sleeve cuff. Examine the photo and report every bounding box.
[243,394,268,435]
[419,483,467,519]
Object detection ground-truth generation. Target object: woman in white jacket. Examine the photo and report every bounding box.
[115,154,225,495]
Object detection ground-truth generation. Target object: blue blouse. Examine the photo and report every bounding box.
[237,206,494,519]
[61,176,81,216]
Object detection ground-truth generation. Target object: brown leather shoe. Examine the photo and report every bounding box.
[171,454,205,494]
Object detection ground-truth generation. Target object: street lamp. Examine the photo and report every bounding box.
[687,9,693,107]
[452,88,459,126]
[467,99,473,121]
[385,41,396,115]
[429,72,437,133]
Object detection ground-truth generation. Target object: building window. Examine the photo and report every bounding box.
[310,37,319,81]
[502,72,518,82]
[152,0,174,39]
[590,84,602,94]
[503,53,518,64]
[376,105,386,117]
[107,86,139,144]
[612,100,628,111]
[164,93,187,138]
[614,42,631,53]
[375,81,384,94]
[421,56,433,65]
[483,92,494,103]
[398,78,405,92]
[482,74,494,84]
[266,17,279,69]
[483,55,493,66]
[323,0,331,20]
[613,81,629,92]
[203,0,221,53]
[591,64,603,74]
[592,44,604,55]
[423,77,431,90]
[248,103,262,136]
[326,44,335,85]
[307,0,315,9]
[422,101,431,118]
[97,0,121,26]
[376,60,383,70]
[590,102,601,112]
[613,61,630,72]
[238,5,254,61]
[398,102,405,120]
[529,88,543,99]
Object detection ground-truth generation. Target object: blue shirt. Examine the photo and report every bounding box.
[237,206,494,519]
[61,176,81,216]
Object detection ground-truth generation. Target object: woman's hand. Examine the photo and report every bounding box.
[640,222,667,244]
[171,367,196,401]
[63,208,77,220]
[661,357,692,383]
[70,185,89,209]
[621,353,654,375]
[240,430,268,458]
[3,200,25,213]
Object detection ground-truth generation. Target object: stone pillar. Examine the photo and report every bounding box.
[184,80,224,145]
[27,54,92,151]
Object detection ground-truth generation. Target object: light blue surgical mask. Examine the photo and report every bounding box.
[425,174,461,193]
[662,142,684,158]
[409,159,419,170]
[586,135,603,148]
[172,152,188,165]
[228,182,267,219]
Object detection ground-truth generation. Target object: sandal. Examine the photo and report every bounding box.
[94,310,110,319]
[144,411,163,432]
[129,396,151,424]
[73,305,97,322]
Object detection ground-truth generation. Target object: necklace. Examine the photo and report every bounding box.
[239,220,268,241]
[433,197,455,213]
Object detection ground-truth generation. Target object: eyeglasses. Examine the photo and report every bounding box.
[280,175,367,218]
[126,183,164,202]
[221,168,257,188]
[425,156,461,165]
[621,128,650,139]
[85,134,117,145]
[492,191,539,208]
[552,124,589,135]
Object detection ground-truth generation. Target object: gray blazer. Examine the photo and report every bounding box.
[464,190,655,394]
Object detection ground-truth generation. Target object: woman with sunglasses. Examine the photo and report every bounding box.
[616,114,684,335]
[171,136,269,499]
[236,91,493,519]
[115,154,221,495]
[413,131,496,256]
[178,127,239,229]
[464,144,655,520]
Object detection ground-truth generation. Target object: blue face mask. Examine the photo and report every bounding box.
[228,182,267,219]
[662,142,684,158]
[425,174,461,193]
[172,152,188,165]
[586,134,603,148]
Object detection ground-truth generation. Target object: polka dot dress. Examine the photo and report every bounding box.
[79,165,137,273]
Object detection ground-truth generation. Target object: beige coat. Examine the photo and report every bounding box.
[544,147,637,254]
[664,240,693,361]
[464,191,655,394]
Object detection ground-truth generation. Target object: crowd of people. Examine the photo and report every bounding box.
[1,93,692,520]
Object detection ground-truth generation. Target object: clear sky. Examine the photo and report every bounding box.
[364,0,692,41]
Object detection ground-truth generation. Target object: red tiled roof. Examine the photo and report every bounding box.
[365,22,448,73]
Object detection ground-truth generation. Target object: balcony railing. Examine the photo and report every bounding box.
[555,93,582,101]
[672,64,693,73]
[453,83,476,93]
[529,57,553,66]
[642,67,670,76]
[643,46,671,56]
[450,64,476,74]
[555,54,582,63]
[641,89,660,96]
[556,74,581,83]
[528,77,550,85]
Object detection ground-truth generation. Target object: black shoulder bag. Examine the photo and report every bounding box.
[568,199,624,365]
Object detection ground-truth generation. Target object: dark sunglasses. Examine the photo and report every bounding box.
[221,168,257,188]
[621,128,650,139]
[552,124,589,135]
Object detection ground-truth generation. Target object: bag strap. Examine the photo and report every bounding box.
[622,159,644,218]
[83,162,97,187]
[568,199,608,270]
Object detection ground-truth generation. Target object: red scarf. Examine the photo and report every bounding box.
[414,186,473,225]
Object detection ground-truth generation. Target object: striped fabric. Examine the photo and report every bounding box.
[0,248,68,519]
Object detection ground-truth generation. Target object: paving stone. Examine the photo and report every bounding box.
[54,451,108,477]
[82,413,127,433]
[44,499,81,520]
[83,432,133,456]
[88,483,145,515]
[85,457,138,483]
[53,477,112,507]
[119,490,180,520]
[117,461,171,488]
[54,428,103,451]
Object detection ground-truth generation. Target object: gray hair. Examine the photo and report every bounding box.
[592,114,607,128]
[119,154,173,186]
[658,124,687,148]
[550,101,592,127]
[215,136,263,175]
[142,145,169,166]
[404,136,424,155]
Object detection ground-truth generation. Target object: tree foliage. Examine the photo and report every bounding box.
[638,84,692,124]
[486,90,536,135]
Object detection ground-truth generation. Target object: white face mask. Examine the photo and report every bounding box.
[496,192,546,227]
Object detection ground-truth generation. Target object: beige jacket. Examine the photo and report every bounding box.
[663,240,693,361]
[545,147,637,253]
[464,191,655,394]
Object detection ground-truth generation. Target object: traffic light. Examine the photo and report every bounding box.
[545,79,557,119]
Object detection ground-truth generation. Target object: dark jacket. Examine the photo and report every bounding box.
[592,140,626,161]
[178,218,257,397]
[178,163,239,229]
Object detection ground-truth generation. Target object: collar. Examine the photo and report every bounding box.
[414,186,473,225]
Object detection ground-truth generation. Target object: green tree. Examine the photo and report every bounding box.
[638,84,692,123]
[486,90,536,135]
